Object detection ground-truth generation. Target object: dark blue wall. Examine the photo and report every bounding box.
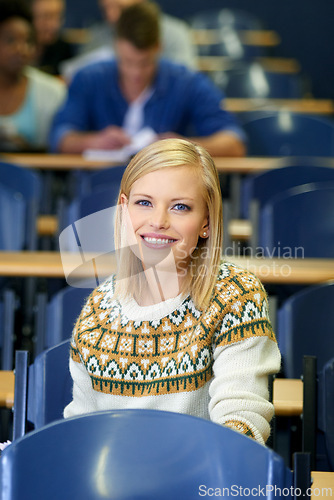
[64,0,334,99]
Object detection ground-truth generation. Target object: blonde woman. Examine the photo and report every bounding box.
[64,138,280,445]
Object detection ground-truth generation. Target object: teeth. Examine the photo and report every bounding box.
[143,237,174,244]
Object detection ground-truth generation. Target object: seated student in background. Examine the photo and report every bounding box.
[49,2,245,158]
[0,0,66,152]
[64,138,280,445]
[30,0,75,76]
[61,0,197,81]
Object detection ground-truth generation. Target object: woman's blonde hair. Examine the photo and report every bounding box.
[114,138,223,309]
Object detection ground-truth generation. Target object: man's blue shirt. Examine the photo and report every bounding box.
[49,58,245,151]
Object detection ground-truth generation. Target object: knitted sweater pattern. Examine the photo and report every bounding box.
[71,262,275,404]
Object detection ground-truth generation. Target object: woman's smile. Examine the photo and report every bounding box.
[140,233,178,249]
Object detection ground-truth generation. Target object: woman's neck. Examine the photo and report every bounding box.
[0,71,27,115]
[135,267,185,306]
[0,70,25,88]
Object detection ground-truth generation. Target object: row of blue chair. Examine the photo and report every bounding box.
[10,335,333,473]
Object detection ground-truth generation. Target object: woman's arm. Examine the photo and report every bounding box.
[209,336,281,444]
[64,356,97,418]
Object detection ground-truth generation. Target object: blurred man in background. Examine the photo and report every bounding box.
[50,2,245,158]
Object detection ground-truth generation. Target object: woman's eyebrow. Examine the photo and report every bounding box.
[131,193,153,199]
[131,194,195,202]
[170,197,194,202]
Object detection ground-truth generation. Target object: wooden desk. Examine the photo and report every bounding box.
[3,153,334,173]
[273,378,303,417]
[192,29,281,47]
[198,56,301,74]
[225,98,334,115]
[0,153,117,170]
[0,253,334,285]
[311,472,334,498]
[0,371,14,408]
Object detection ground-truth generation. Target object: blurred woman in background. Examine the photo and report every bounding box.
[0,0,66,151]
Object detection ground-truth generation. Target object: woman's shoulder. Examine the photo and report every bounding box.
[215,260,266,294]
[87,275,117,307]
[25,66,65,91]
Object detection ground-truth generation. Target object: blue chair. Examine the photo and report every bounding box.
[242,112,334,156]
[277,283,334,379]
[4,409,295,499]
[318,357,334,471]
[60,184,120,230]
[72,165,126,197]
[12,340,72,439]
[199,29,266,59]
[34,285,94,354]
[190,9,267,59]
[241,163,334,222]
[302,356,334,471]
[189,8,264,30]
[259,182,334,258]
[212,63,308,98]
[0,162,41,250]
[57,186,120,274]
[0,289,15,370]
[0,184,26,251]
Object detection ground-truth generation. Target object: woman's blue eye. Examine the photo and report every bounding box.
[173,203,190,211]
[136,200,151,207]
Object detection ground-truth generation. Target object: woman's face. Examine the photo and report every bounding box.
[121,165,209,275]
[0,18,35,76]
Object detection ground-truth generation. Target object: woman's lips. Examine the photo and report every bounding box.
[140,234,178,249]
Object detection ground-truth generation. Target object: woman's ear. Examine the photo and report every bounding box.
[200,217,210,239]
[120,193,128,206]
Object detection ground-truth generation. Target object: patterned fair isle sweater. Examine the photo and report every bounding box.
[64,261,281,444]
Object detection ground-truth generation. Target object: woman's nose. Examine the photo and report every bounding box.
[149,207,169,229]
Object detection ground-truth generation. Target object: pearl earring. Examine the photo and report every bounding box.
[203,231,207,237]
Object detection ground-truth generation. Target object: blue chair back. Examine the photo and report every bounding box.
[241,164,334,218]
[46,286,93,348]
[26,340,72,430]
[2,409,294,499]
[260,182,334,258]
[242,112,334,156]
[277,283,334,378]
[0,184,25,250]
[73,165,126,197]
[214,64,307,98]
[0,162,41,249]
[58,187,120,259]
[67,184,120,221]
[318,357,334,471]
[0,289,15,370]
